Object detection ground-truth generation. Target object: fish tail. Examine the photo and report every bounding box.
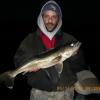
[0,72,15,89]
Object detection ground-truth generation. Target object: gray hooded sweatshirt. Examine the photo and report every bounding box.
[37,0,62,40]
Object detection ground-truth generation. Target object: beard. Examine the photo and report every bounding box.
[45,23,57,32]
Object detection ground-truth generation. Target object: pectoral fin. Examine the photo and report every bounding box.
[55,62,63,74]
[52,55,62,63]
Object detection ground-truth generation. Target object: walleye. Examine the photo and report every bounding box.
[0,41,81,88]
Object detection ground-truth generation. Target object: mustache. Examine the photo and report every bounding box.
[46,23,54,26]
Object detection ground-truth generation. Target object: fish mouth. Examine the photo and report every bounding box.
[71,41,82,54]
[74,41,81,47]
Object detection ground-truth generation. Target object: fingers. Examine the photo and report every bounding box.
[29,67,40,72]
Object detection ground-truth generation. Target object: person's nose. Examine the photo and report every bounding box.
[48,17,52,23]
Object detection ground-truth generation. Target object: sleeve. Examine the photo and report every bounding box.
[68,47,88,74]
[13,34,35,68]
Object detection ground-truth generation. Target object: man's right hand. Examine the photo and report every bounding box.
[29,67,40,72]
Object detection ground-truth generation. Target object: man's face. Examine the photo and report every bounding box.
[42,10,59,32]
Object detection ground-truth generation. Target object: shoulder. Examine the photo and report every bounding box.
[17,32,37,49]
[62,32,77,43]
[21,32,37,44]
[63,32,77,40]
[23,32,35,41]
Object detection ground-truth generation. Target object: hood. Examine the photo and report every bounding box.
[37,0,62,40]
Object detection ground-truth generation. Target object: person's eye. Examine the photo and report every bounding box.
[44,15,49,19]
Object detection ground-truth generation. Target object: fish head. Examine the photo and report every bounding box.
[61,41,82,60]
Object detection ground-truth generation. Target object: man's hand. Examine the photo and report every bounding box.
[29,67,40,72]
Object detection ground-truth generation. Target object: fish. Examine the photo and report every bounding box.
[0,41,81,89]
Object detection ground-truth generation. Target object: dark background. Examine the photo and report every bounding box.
[0,0,100,100]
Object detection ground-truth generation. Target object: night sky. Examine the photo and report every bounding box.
[0,0,100,99]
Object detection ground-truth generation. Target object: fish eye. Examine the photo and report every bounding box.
[70,43,74,46]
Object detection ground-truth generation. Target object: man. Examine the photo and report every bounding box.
[14,0,100,100]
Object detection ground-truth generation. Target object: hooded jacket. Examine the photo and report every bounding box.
[14,1,87,91]
[37,0,62,40]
